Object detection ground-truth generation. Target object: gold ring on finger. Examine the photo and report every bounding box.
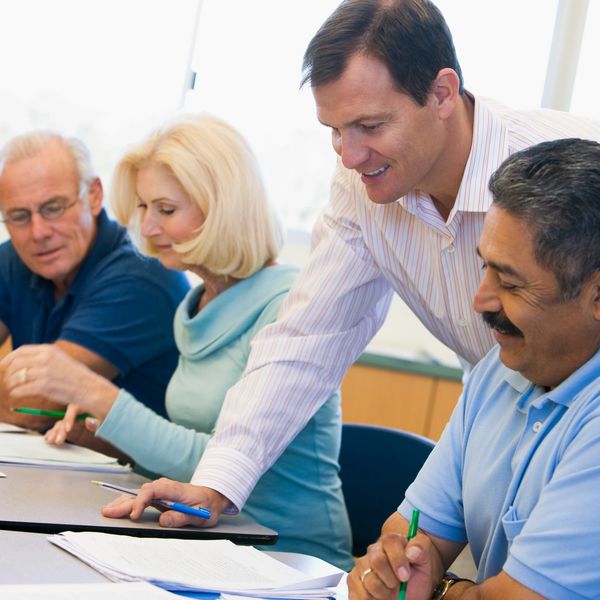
[16,367,28,384]
[360,567,373,584]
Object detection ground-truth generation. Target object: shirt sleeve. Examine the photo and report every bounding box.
[59,271,179,375]
[190,164,394,510]
[97,389,209,482]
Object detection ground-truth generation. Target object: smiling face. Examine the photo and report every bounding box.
[312,53,452,205]
[474,204,600,388]
[0,140,101,294]
[136,163,205,272]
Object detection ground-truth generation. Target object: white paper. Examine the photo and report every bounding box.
[0,431,130,472]
[0,422,29,433]
[48,531,343,598]
[0,471,6,477]
[0,581,178,599]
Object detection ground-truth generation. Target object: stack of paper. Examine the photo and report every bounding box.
[49,531,345,599]
[0,430,130,472]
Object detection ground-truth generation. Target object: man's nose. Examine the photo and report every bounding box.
[29,213,53,240]
[336,132,369,171]
[473,270,502,315]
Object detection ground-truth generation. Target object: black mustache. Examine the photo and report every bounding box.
[482,311,523,337]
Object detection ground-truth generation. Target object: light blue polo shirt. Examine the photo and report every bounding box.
[400,346,600,599]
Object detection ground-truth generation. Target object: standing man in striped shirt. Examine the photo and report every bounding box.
[106,0,600,529]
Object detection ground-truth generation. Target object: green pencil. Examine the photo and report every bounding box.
[10,407,93,421]
[399,508,420,600]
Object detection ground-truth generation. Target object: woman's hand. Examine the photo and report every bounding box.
[45,404,99,445]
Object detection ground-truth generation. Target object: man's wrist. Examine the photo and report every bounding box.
[431,575,475,599]
[203,487,235,515]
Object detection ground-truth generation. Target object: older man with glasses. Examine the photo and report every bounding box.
[0,131,189,440]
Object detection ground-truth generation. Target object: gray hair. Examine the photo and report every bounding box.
[489,138,600,300]
[0,130,97,197]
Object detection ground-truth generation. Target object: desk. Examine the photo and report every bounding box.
[0,530,106,584]
[0,465,277,545]
[0,530,348,600]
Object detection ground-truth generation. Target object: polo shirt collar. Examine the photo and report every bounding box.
[506,347,600,411]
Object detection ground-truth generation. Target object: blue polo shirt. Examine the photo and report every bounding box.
[0,209,190,417]
[400,346,600,599]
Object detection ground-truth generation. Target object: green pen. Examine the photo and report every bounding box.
[10,407,93,421]
[399,508,420,600]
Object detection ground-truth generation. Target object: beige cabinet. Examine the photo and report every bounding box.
[341,361,463,441]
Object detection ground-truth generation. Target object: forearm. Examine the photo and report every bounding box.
[97,390,210,481]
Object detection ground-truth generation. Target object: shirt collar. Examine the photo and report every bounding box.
[450,93,510,216]
[505,347,600,411]
[398,94,510,224]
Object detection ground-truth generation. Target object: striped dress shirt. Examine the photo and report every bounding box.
[191,95,600,511]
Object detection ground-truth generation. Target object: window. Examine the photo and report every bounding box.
[0,0,595,365]
[0,0,198,212]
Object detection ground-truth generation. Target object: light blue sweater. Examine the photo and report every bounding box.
[97,264,353,569]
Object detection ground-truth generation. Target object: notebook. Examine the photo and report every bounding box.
[0,430,130,472]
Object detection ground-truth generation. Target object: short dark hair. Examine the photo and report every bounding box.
[301,0,464,106]
[489,138,600,300]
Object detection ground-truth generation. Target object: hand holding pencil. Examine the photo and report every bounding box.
[0,343,120,443]
[349,508,442,600]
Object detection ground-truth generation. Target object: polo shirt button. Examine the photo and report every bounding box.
[457,317,467,327]
[532,421,542,433]
[446,244,456,253]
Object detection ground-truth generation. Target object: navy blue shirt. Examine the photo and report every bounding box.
[0,209,190,417]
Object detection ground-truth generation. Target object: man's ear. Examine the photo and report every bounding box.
[87,177,104,216]
[431,67,460,120]
[584,270,600,321]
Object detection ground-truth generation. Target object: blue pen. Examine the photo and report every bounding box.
[91,480,211,520]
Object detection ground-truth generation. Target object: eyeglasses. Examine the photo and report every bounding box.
[0,197,78,226]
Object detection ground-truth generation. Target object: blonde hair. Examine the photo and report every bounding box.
[112,114,283,279]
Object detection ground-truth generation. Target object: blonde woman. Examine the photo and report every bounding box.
[1,115,353,570]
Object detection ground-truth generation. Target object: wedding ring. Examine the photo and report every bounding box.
[16,367,28,384]
[360,567,373,583]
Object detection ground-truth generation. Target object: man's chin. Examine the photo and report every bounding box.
[30,263,69,284]
[363,187,401,205]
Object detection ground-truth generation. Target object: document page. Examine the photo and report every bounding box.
[49,532,344,598]
[0,431,129,472]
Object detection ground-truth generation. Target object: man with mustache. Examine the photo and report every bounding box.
[349,138,600,599]
[0,130,189,434]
